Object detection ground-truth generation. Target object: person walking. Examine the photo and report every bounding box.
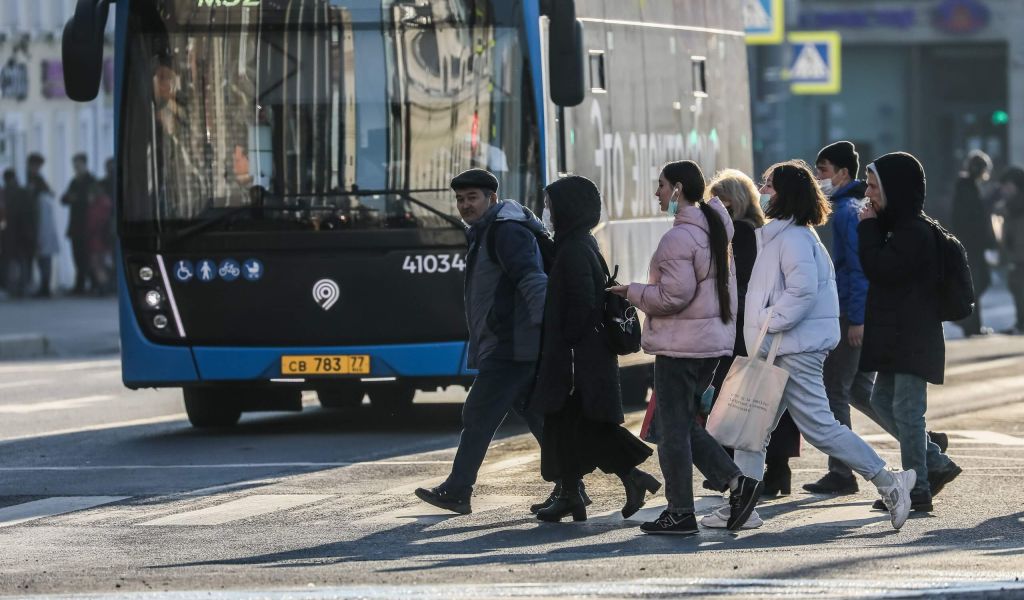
[532,175,661,524]
[858,152,951,513]
[414,169,549,515]
[609,161,762,534]
[735,160,915,530]
[27,156,59,298]
[706,169,800,501]
[3,169,36,297]
[951,150,998,337]
[997,166,1024,334]
[61,153,97,294]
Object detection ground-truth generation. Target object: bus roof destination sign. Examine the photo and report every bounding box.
[197,0,261,7]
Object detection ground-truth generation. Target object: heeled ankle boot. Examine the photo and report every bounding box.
[761,458,792,497]
[530,481,593,514]
[619,468,663,518]
[536,478,587,522]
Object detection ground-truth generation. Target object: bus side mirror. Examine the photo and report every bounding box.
[543,0,585,107]
[62,0,111,102]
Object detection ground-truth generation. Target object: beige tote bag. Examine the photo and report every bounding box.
[706,315,789,452]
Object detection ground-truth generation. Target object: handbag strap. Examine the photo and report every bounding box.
[753,308,783,366]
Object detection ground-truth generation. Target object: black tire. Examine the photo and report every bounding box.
[183,388,242,428]
[620,364,652,407]
[318,386,365,409]
[368,385,416,416]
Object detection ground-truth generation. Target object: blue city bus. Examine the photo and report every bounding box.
[63,0,752,428]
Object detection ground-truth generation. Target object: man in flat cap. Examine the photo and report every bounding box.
[415,169,574,514]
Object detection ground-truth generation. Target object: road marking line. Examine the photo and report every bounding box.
[382,454,538,496]
[0,359,120,375]
[0,496,127,528]
[0,379,48,390]
[0,395,115,414]
[946,357,1023,376]
[860,430,1024,447]
[0,413,188,444]
[0,460,453,472]
[139,494,331,526]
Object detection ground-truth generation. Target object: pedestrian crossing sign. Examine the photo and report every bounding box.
[745,0,784,45]
[787,31,841,95]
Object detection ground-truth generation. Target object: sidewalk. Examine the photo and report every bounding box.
[0,295,119,360]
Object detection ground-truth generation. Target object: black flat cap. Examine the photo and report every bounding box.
[450,168,499,193]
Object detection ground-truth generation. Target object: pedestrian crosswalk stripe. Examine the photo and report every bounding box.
[0,395,115,414]
[139,494,332,526]
[0,379,47,390]
[0,496,127,528]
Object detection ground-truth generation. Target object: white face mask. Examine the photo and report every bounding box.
[818,178,834,196]
[541,206,554,232]
[759,194,773,213]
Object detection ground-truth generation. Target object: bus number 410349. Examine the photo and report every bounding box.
[401,254,466,275]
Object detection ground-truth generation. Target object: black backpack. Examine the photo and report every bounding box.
[486,220,556,273]
[926,217,975,322]
[596,254,642,356]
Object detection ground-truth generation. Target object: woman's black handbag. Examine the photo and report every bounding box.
[597,256,642,355]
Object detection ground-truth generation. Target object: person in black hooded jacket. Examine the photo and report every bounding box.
[857,151,946,512]
[531,175,661,523]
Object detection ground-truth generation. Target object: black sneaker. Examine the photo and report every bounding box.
[872,496,932,512]
[928,431,949,454]
[928,462,962,497]
[802,472,859,495]
[640,510,698,535]
[727,476,764,530]
[414,485,471,514]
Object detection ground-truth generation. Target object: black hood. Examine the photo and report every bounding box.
[869,152,926,229]
[545,175,602,246]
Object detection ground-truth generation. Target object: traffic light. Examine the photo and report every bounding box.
[992,110,1010,126]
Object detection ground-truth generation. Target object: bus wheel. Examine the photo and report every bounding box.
[620,364,653,407]
[368,385,416,416]
[318,386,365,409]
[183,388,242,428]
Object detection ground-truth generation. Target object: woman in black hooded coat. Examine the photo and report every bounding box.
[531,175,661,523]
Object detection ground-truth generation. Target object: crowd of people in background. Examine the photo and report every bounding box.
[0,153,115,299]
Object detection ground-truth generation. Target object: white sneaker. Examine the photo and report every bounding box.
[700,505,763,529]
[878,469,916,530]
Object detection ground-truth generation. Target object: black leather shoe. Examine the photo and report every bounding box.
[802,472,859,495]
[928,462,962,497]
[620,468,662,518]
[530,481,592,514]
[761,460,792,497]
[928,431,949,454]
[414,486,471,515]
[537,480,587,522]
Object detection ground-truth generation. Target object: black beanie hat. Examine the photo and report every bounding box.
[816,141,860,179]
[450,168,498,193]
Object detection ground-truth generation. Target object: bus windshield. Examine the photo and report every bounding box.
[120,0,537,233]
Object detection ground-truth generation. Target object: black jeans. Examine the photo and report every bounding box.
[654,356,742,514]
[444,358,544,496]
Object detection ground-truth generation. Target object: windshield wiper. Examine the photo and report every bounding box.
[400,192,467,231]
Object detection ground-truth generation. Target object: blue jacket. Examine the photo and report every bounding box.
[831,180,869,325]
[464,200,548,369]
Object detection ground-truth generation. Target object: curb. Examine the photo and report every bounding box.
[0,334,50,360]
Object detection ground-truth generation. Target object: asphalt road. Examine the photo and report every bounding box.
[1,336,1024,598]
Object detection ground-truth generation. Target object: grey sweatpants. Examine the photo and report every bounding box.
[734,351,887,481]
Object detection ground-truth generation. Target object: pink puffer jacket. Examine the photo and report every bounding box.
[626,198,738,358]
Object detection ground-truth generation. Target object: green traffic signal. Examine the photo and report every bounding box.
[992,110,1010,126]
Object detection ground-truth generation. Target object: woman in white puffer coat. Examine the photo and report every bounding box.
[734,160,915,531]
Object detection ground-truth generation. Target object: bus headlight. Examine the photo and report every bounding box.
[153,314,169,329]
[145,289,163,308]
[139,266,155,282]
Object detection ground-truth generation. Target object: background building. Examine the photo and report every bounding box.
[776,0,1024,219]
[0,0,115,289]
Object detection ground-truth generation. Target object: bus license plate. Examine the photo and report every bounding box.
[280,355,371,376]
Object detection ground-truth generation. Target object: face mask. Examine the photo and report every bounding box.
[667,199,679,215]
[541,206,554,232]
[759,194,772,212]
[818,178,834,196]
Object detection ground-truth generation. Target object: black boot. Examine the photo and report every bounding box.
[536,478,587,522]
[530,481,592,514]
[761,458,792,498]
[619,468,662,518]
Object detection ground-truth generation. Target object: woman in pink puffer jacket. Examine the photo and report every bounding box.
[609,160,761,535]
